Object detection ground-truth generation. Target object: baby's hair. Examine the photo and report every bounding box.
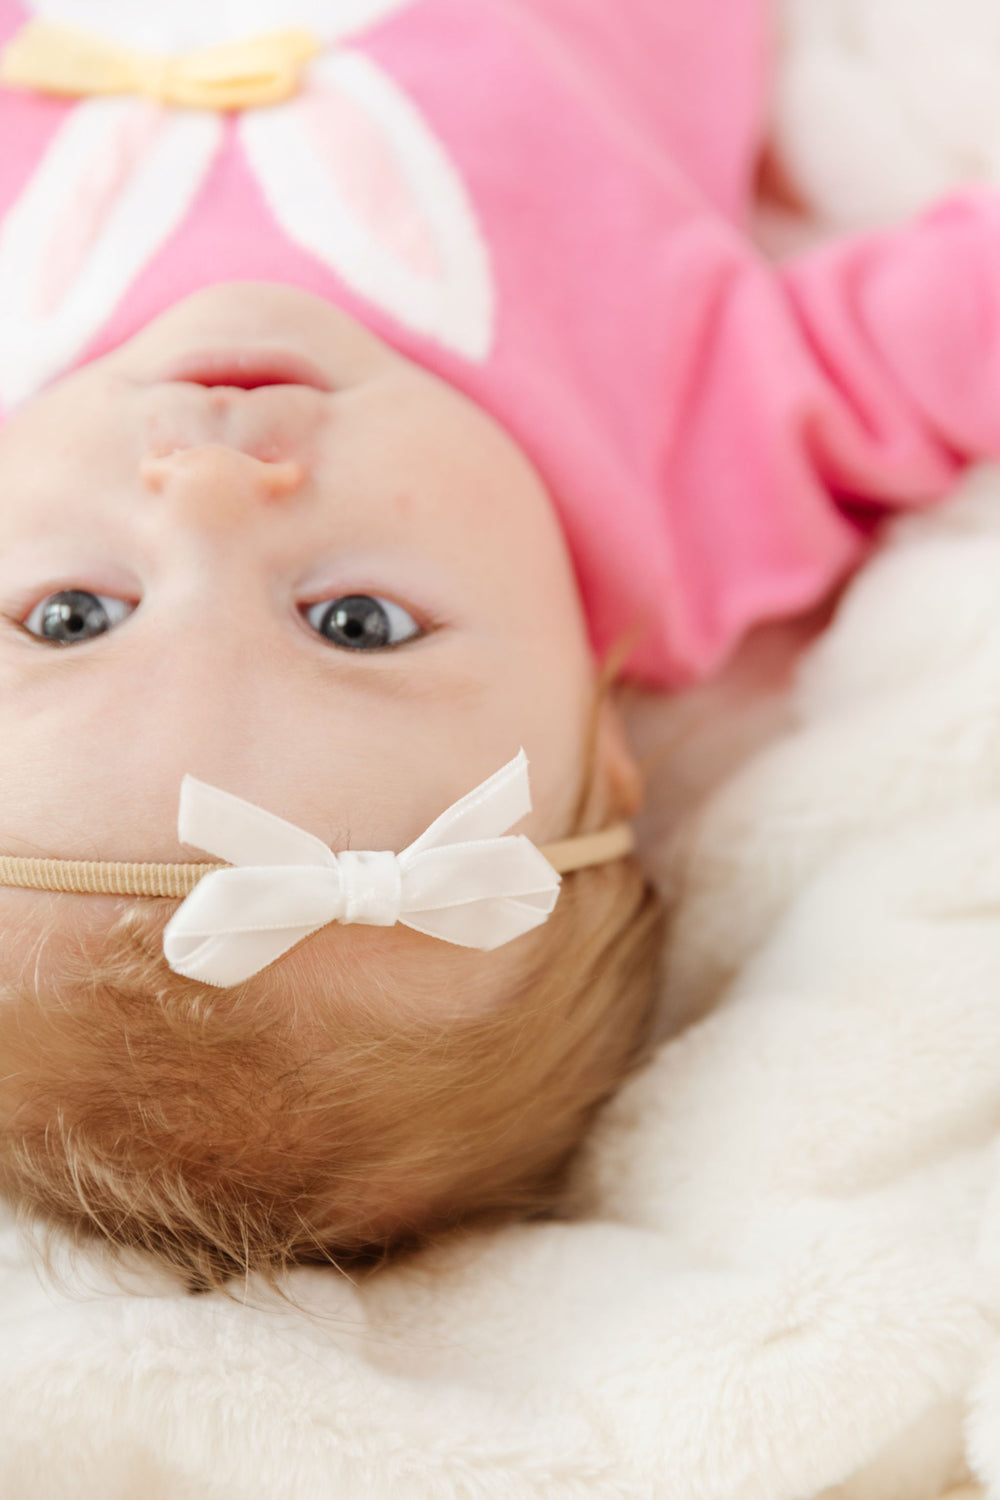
[0,655,664,1290]
[0,855,662,1290]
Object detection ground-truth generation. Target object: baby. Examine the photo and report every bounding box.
[1,0,999,1287]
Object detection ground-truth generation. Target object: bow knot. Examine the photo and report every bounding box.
[335,849,402,926]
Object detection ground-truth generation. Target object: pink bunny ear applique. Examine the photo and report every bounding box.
[0,96,221,408]
[0,0,29,49]
[239,49,495,362]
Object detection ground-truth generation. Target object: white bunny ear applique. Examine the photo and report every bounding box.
[238,48,495,362]
[0,95,222,409]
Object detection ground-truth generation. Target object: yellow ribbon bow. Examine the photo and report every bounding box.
[0,20,321,111]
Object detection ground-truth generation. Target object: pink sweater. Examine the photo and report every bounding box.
[1,0,999,684]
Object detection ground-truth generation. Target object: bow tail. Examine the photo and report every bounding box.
[164,924,326,987]
[162,865,342,988]
[402,890,559,952]
[396,834,561,951]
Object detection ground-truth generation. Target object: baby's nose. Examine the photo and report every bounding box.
[140,445,305,529]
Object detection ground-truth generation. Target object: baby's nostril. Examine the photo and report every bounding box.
[139,449,304,505]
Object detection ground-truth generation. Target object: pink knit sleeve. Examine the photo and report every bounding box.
[660,192,1000,678]
[781,192,1000,497]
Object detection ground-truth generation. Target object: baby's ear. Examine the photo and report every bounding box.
[593,694,643,821]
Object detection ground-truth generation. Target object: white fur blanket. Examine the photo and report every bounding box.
[771,0,1000,229]
[6,3,1000,1496]
[5,474,1000,1500]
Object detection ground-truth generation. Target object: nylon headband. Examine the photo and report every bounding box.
[0,824,635,900]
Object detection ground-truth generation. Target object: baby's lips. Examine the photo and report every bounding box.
[153,348,334,393]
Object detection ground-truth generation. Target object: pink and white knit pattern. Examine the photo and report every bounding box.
[4,0,1000,685]
[0,0,493,409]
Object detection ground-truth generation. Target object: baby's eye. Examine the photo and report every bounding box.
[22,590,133,645]
[304,594,422,650]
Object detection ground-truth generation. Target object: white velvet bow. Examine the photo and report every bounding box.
[162,751,561,987]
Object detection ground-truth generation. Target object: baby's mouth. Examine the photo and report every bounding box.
[139,350,332,463]
[155,348,333,393]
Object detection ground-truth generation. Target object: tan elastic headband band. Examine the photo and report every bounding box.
[0,823,636,900]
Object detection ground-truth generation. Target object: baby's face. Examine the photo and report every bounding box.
[0,284,597,874]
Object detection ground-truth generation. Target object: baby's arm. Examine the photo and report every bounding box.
[780,191,1000,499]
[664,191,1000,676]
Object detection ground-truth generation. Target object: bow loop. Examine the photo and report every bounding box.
[162,752,561,986]
[404,751,534,856]
[177,776,336,869]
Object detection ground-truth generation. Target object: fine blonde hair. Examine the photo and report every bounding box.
[0,856,663,1290]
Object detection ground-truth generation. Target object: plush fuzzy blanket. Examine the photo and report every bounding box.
[771,0,1000,230]
[5,3,1000,1496]
[5,475,1000,1500]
